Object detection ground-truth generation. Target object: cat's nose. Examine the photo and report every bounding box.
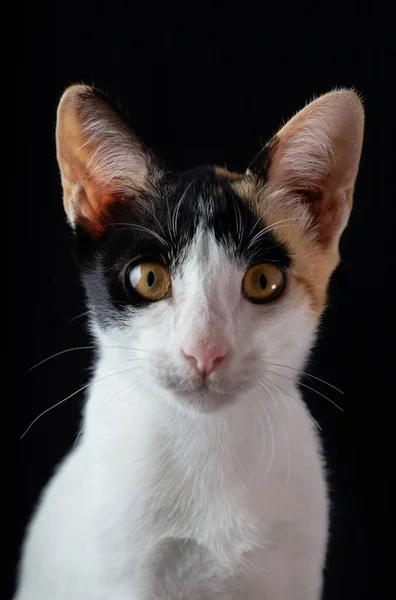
[181,341,229,377]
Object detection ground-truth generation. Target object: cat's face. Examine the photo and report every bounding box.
[56,85,364,413]
[81,169,315,411]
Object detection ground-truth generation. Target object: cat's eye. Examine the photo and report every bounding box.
[128,262,171,301]
[242,263,285,303]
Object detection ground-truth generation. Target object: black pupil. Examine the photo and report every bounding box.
[259,273,267,289]
[147,271,156,287]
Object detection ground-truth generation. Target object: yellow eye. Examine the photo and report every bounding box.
[242,263,285,303]
[128,262,171,301]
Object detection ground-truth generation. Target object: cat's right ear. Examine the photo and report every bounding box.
[246,90,364,250]
[56,84,153,235]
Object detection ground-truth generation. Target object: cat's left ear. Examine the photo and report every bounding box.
[56,84,155,234]
[248,90,365,247]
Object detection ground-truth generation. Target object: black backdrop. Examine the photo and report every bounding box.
[15,2,391,598]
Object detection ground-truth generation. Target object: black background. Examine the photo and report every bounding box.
[15,2,392,598]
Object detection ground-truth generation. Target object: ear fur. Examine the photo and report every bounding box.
[56,84,153,232]
[249,90,364,247]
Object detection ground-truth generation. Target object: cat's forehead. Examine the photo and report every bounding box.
[168,165,247,220]
[177,165,244,186]
[137,165,290,266]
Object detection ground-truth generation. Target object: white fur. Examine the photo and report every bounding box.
[15,232,328,599]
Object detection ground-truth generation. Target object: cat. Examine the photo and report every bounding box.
[15,85,364,600]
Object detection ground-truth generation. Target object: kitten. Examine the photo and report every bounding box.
[15,85,364,599]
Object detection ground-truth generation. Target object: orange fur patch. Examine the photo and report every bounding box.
[214,167,244,181]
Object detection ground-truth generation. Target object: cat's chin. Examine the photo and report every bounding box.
[165,380,250,414]
[150,363,255,413]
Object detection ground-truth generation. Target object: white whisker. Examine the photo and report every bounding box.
[265,376,323,432]
[172,179,195,238]
[20,367,140,439]
[255,387,275,484]
[149,210,167,239]
[260,379,292,483]
[266,362,344,394]
[261,403,275,484]
[68,310,92,323]
[254,402,266,467]
[112,222,170,249]
[28,345,146,371]
[111,375,145,415]
[246,217,301,250]
[266,368,344,412]
[166,199,174,244]
[124,358,145,362]
[74,375,144,445]
[232,194,243,245]
[29,346,97,371]
[74,428,84,445]
[248,215,262,237]
[267,369,345,412]
[99,376,141,414]
[298,380,344,413]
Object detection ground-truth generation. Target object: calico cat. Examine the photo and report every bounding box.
[15,85,364,599]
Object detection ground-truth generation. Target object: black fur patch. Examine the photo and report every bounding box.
[74,166,291,328]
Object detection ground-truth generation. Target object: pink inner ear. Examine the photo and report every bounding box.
[63,143,120,228]
[311,188,352,245]
[264,94,364,246]
[78,177,118,221]
[56,85,151,232]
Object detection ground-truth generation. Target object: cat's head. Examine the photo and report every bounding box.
[56,85,364,413]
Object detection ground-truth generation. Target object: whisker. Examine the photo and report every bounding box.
[73,376,144,444]
[259,398,275,484]
[124,358,145,362]
[75,375,145,444]
[255,383,276,484]
[246,218,302,250]
[231,193,243,246]
[266,361,344,394]
[260,379,292,484]
[172,179,195,238]
[301,372,343,395]
[251,222,301,243]
[149,210,167,240]
[248,215,263,237]
[112,223,170,249]
[166,199,174,245]
[245,243,290,261]
[29,346,97,371]
[74,427,84,445]
[20,367,140,439]
[254,401,266,466]
[28,345,146,371]
[266,369,344,412]
[298,380,344,413]
[110,375,146,415]
[101,373,144,413]
[264,376,323,432]
[68,310,92,323]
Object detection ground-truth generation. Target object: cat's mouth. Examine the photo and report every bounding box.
[174,383,235,412]
[156,370,252,412]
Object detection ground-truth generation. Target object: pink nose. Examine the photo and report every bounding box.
[182,341,229,377]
